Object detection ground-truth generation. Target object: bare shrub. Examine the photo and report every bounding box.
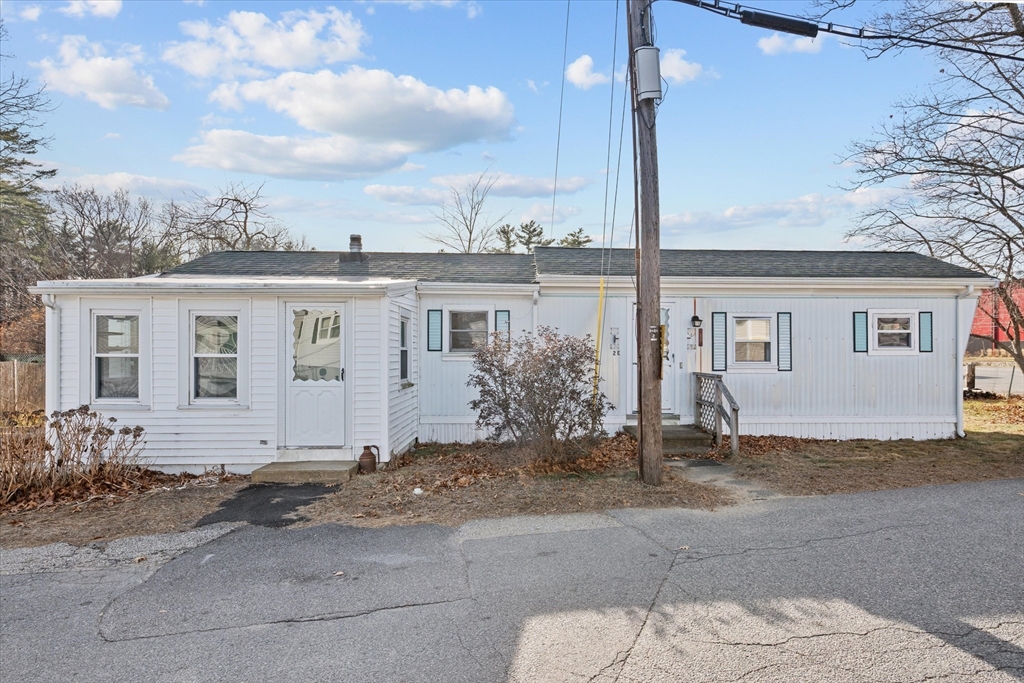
[0,405,146,507]
[468,327,613,458]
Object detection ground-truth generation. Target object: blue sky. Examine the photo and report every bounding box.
[2,0,937,252]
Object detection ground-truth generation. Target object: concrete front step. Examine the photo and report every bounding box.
[251,461,359,485]
[622,424,714,455]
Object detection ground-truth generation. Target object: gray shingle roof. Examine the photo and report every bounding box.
[160,251,538,283]
[533,247,991,279]
[160,248,990,282]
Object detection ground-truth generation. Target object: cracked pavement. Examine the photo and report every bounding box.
[1,479,1022,682]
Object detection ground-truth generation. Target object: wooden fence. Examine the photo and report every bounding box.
[0,361,46,412]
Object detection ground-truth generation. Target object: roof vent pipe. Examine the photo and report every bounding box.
[350,234,362,252]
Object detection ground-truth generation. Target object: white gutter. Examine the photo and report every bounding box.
[537,275,999,293]
[41,294,59,416]
[955,284,975,437]
[29,279,396,296]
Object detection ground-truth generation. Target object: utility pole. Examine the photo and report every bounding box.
[627,0,663,486]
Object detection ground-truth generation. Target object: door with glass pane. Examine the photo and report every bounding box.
[286,304,345,447]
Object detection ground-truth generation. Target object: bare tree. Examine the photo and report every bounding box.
[0,19,55,327]
[174,182,305,257]
[834,1,1024,371]
[424,172,508,253]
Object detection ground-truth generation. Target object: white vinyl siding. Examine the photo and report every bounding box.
[388,290,418,456]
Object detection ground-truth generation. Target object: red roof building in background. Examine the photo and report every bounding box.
[969,285,1023,351]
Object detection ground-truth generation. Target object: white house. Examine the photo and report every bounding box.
[30,238,996,473]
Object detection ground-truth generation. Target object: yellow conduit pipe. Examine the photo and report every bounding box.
[593,276,607,398]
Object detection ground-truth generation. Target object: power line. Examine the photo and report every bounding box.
[665,0,1024,63]
[550,0,572,238]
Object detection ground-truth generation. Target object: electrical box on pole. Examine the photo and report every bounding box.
[634,45,662,101]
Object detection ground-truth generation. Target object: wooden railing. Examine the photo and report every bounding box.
[694,373,740,456]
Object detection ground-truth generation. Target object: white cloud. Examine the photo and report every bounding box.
[757,32,825,56]
[59,1,122,18]
[163,7,366,79]
[232,67,515,150]
[73,172,203,197]
[208,81,243,110]
[34,36,170,110]
[20,5,43,21]
[660,48,703,85]
[431,173,588,198]
[368,1,481,18]
[662,187,901,233]
[521,203,580,225]
[527,79,539,94]
[364,184,445,205]
[566,55,609,90]
[174,129,419,180]
[102,132,121,139]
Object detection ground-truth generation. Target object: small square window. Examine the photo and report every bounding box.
[449,311,488,352]
[869,310,918,354]
[734,318,771,363]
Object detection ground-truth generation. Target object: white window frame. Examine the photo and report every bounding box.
[399,315,411,384]
[727,313,776,373]
[178,300,250,409]
[867,309,918,356]
[80,298,151,409]
[442,305,494,360]
[190,312,240,404]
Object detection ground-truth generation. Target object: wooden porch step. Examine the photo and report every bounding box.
[622,424,714,455]
[251,461,359,485]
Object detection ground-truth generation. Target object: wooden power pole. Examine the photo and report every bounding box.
[627,0,663,485]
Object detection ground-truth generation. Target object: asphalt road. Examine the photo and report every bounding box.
[2,479,1023,682]
[971,364,1023,396]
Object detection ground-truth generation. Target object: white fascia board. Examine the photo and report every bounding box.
[30,277,399,296]
[385,281,419,297]
[536,275,999,295]
[416,282,539,296]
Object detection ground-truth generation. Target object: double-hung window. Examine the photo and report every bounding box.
[400,317,410,382]
[94,315,140,399]
[193,315,238,399]
[734,317,772,363]
[449,311,489,352]
[866,309,919,355]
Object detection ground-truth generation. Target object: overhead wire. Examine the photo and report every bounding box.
[550,0,572,239]
[594,0,622,397]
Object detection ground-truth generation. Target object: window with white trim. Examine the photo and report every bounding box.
[192,315,238,399]
[400,317,410,381]
[868,309,918,355]
[734,317,772,363]
[449,310,488,352]
[94,314,140,399]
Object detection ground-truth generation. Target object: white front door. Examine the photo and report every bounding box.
[286,304,345,447]
[630,302,677,414]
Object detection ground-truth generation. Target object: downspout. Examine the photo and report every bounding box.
[955,285,974,437]
[41,294,59,416]
[532,287,539,333]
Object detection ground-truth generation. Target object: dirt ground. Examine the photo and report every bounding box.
[0,479,248,549]
[3,399,1021,549]
[297,437,731,530]
[729,397,1024,496]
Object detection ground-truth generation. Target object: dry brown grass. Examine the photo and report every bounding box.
[298,434,732,529]
[729,397,1024,496]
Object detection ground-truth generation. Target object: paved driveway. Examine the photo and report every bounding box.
[2,479,1023,682]
[971,363,1023,396]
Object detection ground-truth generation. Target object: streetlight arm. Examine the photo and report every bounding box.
[664,0,1024,63]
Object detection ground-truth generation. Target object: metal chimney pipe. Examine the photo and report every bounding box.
[349,234,362,252]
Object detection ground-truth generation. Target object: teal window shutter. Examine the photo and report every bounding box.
[919,312,933,352]
[495,310,510,336]
[427,310,442,352]
[778,312,792,371]
[712,312,727,372]
[853,312,868,353]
